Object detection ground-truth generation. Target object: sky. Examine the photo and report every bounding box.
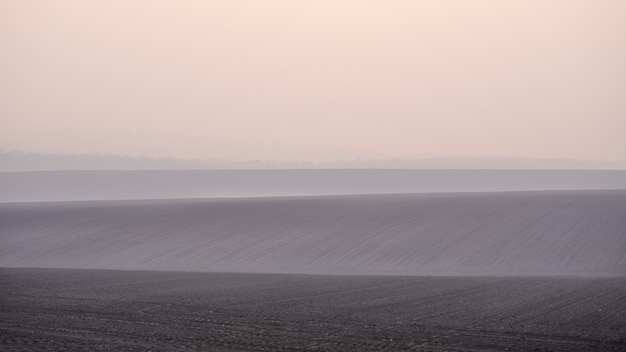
[1,1,625,166]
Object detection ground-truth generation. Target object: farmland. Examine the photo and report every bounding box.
[2,268,625,351]
[1,191,625,276]
[2,190,626,351]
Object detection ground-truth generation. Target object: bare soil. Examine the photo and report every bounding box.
[2,268,625,351]
[2,191,625,276]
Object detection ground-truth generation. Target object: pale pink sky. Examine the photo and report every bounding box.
[1,1,625,165]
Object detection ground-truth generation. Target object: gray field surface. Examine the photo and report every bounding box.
[1,268,625,352]
[2,169,626,203]
[1,190,625,276]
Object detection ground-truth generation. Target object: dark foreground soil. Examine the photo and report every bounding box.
[1,268,625,352]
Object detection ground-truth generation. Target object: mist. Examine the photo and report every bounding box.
[2,1,625,166]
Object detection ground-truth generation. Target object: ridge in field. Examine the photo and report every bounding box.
[1,191,625,276]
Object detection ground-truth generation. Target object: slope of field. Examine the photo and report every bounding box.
[1,191,625,276]
[1,169,626,202]
[2,268,625,352]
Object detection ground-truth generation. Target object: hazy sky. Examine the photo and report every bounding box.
[2,1,625,165]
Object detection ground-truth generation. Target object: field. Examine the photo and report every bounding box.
[2,191,625,276]
[2,268,626,351]
[2,189,626,351]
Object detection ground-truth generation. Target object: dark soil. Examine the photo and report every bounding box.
[2,268,625,351]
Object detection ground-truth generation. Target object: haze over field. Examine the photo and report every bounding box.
[2,1,625,166]
[2,150,623,172]
[1,0,624,284]
[2,169,626,203]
